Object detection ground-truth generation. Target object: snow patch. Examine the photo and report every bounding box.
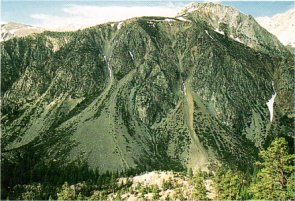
[164,18,175,22]
[147,21,156,28]
[230,34,244,44]
[233,37,242,43]
[128,51,134,60]
[104,56,112,79]
[183,83,187,95]
[266,82,276,122]
[176,17,188,22]
[214,28,224,35]
[117,22,123,30]
[205,30,213,39]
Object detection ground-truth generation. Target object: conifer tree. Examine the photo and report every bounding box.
[250,137,295,200]
[286,172,295,199]
[188,167,193,179]
[192,170,207,200]
[219,22,229,37]
[213,168,244,200]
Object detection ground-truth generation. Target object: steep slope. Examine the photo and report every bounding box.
[177,2,289,56]
[1,22,45,42]
[1,4,294,175]
[256,8,295,48]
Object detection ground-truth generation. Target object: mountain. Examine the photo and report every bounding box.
[0,22,45,42]
[256,8,295,48]
[1,2,294,177]
[177,2,289,56]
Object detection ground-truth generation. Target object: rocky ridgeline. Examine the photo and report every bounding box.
[177,2,288,56]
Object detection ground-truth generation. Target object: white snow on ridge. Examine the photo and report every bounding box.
[164,18,175,22]
[256,8,295,47]
[214,28,224,35]
[266,82,276,122]
[230,34,244,44]
[233,37,242,43]
[176,17,189,22]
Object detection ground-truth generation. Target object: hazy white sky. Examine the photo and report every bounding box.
[1,1,294,29]
[30,5,181,29]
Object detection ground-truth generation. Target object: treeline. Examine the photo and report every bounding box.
[2,137,294,200]
[208,137,294,200]
[1,154,139,200]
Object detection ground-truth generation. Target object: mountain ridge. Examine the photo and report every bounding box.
[177,2,289,56]
[1,2,294,51]
[1,3,294,174]
[0,22,45,42]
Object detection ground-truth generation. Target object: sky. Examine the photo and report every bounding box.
[1,1,294,30]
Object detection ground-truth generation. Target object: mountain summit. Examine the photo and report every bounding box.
[177,2,288,55]
[1,3,294,174]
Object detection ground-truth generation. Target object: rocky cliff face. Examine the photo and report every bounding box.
[1,3,294,173]
[177,2,289,56]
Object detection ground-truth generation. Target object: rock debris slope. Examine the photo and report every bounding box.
[1,3,294,173]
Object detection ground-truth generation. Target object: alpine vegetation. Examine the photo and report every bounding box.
[1,2,294,200]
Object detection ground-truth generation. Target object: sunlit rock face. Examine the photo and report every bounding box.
[177,2,289,56]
